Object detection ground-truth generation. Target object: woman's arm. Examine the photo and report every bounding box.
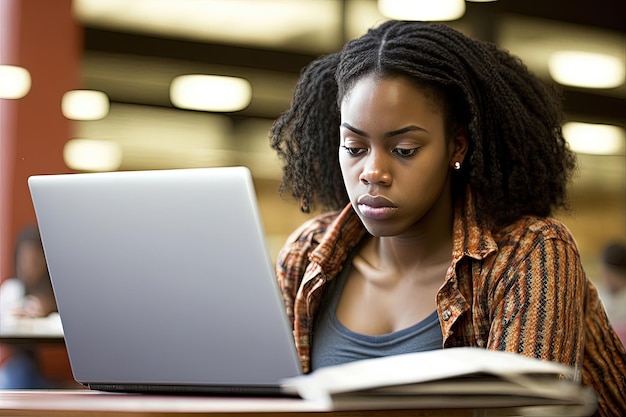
[487,226,587,367]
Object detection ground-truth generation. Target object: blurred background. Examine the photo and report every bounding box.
[1,0,624,282]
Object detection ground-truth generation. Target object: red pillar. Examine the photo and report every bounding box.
[0,0,81,280]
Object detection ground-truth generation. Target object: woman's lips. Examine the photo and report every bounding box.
[357,195,398,220]
[358,204,398,220]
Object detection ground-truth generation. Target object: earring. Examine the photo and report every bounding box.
[453,161,462,170]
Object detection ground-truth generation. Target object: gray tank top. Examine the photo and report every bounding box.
[311,256,443,370]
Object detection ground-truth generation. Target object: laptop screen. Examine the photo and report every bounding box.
[28,167,302,394]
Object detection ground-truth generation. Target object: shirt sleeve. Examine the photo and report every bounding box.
[486,220,626,416]
[487,225,587,368]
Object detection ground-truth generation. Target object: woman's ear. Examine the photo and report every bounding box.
[449,127,469,170]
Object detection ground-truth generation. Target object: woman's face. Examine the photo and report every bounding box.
[339,75,466,238]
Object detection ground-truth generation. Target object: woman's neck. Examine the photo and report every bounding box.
[365,232,452,275]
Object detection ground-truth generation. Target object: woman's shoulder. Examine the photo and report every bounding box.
[495,215,579,248]
[277,205,366,267]
[276,210,344,265]
[488,216,583,276]
[285,211,343,245]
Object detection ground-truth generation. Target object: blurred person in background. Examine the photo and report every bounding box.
[0,225,57,388]
[598,241,626,345]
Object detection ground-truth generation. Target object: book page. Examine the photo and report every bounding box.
[280,347,589,410]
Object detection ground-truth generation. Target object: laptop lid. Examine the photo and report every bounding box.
[28,167,302,394]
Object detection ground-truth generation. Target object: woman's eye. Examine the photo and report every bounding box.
[393,148,418,157]
[341,146,365,156]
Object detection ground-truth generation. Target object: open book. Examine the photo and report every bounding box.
[281,348,597,415]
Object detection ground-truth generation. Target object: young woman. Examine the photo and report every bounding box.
[269,20,625,416]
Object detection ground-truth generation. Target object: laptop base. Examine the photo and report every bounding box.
[88,382,299,397]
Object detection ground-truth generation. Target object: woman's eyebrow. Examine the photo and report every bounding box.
[384,125,428,137]
[340,122,368,137]
[340,122,428,138]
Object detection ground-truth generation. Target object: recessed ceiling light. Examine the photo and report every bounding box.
[170,75,252,112]
[378,0,465,21]
[64,139,123,171]
[0,65,31,99]
[62,90,110,120]
[563,122,625,155]
[549,51,625,89]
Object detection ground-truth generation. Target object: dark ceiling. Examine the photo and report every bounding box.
[504,0,625,32]
[79,0,626,125]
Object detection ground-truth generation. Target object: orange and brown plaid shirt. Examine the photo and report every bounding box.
[275,192,626,416]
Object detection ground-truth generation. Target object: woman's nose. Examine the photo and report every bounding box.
[359,152,392,185]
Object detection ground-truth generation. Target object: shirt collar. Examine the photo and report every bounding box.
[309,204,366,277]
[452,187,498,262]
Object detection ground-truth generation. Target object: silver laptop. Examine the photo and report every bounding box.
[28,167,303,395]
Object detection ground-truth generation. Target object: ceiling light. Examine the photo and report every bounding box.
[548,51,625,89]
[73,0,341,54]
[62,90,110,120]
[0,65,31,99]
[563,122,625,155]
[170,74,252,112]
[64,139,123,171]
[378,0,465,21]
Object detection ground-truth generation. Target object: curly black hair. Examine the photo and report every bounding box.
[270,20,577,230]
